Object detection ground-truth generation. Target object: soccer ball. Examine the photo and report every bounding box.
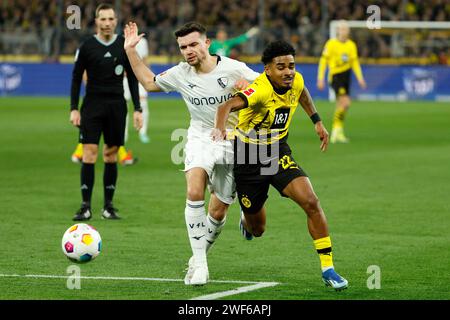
[61,223,102,263]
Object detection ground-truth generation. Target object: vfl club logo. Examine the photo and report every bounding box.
[217,77,228,88]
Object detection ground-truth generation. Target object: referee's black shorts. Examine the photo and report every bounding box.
[233,140,308,214]
[79,93,127,146]
[331,69,351,96]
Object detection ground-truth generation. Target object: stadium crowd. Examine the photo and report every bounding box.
[1,0,449,62]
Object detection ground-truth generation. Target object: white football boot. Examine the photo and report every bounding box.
[189,265,209,286]
[184,256,195,285]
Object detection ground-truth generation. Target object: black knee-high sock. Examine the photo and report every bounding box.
[81,163,95,206]
[103,162,118,207]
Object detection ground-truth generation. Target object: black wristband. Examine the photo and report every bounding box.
[134,108,143,112]
[310,113,321,124]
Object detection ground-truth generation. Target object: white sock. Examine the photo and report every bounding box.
[124,112,129,142]
[139,97,149,136]
[185,200,207,267]
[205,214,226,253]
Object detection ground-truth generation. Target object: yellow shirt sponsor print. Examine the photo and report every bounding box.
[235,72,304,145]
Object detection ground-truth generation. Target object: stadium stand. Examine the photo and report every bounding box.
[1,0,449,62]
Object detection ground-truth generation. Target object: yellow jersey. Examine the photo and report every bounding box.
[234,71,304,145]
[318,38,363,82]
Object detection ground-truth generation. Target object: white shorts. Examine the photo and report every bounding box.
[123,77,147,100]
[184,136,235,205]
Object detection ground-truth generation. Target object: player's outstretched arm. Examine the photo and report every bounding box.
[124,22,161,92]
[212,96,247,141]
[299,87,329,152]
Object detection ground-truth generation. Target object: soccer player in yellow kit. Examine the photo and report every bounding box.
[317,20,366,143]
[213,40,348,291]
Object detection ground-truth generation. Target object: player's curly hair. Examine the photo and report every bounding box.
[261,40,296,65]
[174,22,207,39]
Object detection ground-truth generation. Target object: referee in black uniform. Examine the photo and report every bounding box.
[70,3,143,221]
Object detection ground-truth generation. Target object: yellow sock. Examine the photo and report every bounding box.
[118,146,127,161]
[313,236,334,271]
[332,107,346,130]
[73,143,83,157]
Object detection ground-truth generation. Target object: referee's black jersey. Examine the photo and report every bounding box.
[70,34,140,111]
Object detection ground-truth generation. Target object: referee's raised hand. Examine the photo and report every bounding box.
[124,22,145,51]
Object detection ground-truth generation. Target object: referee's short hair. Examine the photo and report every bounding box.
[95,3,115,18]
[261,40,296,65]
[174,22,207,39]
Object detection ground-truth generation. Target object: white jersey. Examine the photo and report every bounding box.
[136,37,149,59]
[124,38,149,98]
[155,56,259,137]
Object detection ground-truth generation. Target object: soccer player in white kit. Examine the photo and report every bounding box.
[123,37,150,143]
[124,21,259,285]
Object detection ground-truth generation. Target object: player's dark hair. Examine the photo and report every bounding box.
[261,40,296,65]
[174,22,207,39]
[95,3,115,18]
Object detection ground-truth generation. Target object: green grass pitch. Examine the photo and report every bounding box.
[0,97,449,300]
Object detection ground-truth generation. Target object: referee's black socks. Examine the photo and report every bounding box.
[103,162,118,207]
[80,163,95,207]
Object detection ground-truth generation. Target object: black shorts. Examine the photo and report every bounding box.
[79,94,127,146]
[233,140,308,214]
[331,70,351,96]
